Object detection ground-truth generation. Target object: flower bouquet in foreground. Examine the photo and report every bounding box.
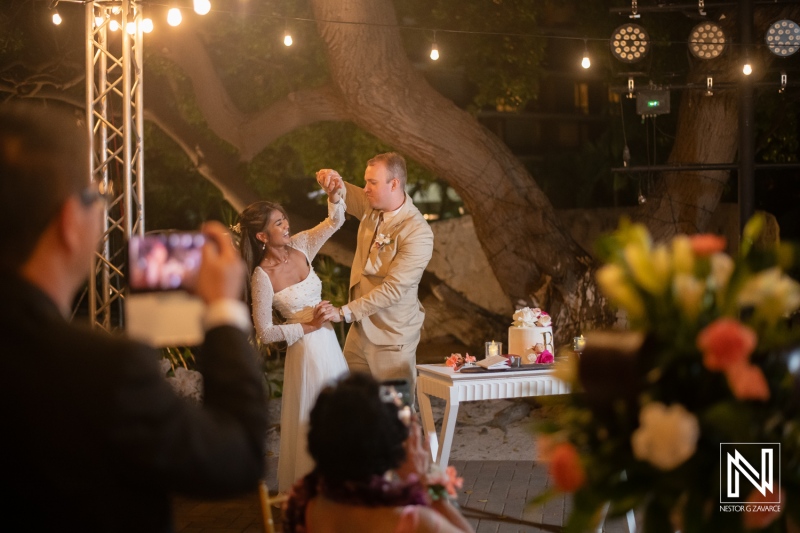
[535,215,800,532]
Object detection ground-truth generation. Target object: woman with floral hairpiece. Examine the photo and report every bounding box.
[284,373,474,533]
[235,184,348,493]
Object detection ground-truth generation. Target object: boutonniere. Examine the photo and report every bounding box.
[373,233,393,250]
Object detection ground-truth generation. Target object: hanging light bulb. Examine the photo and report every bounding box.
[52,10,62,25]
[109,19,120,31]
[193,0,211,16]
[743,62,753,75]
[581,39,591,69]
[284,30,293,47]
[430,32,439,61]
[141,17,153,33]
[167,8,182,26]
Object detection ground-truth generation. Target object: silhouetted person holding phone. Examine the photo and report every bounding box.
[0,103,267,532]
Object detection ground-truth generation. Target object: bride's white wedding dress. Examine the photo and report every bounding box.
[251,201,349,492]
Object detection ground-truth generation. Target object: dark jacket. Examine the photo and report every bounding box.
[0,276,267,532]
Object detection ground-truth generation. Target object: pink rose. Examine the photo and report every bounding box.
[690,234,727,256]
[549,442,586,492]
[532,343,545,354]
[535,350,554,364]
[697,318,757,372]
[464,354,476,364]
[742,487,785,529]
[725,363,770,401]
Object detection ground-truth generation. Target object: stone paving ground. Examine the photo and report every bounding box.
[173,395,636,532]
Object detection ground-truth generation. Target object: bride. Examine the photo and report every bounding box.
[236,187,349,492]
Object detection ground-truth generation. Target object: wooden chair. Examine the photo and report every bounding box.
[259,480,289,533]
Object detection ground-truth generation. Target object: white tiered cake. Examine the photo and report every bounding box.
[508,307,554,364]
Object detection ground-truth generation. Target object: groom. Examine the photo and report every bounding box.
[317,153,433,398]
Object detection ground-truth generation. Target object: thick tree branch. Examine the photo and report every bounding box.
[151,31,348,161]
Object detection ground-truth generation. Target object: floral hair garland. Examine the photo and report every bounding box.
[229,222,241,234]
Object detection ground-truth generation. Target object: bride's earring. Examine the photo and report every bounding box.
[261,241,266,251]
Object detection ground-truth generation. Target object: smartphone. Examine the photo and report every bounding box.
[128,232,205,292]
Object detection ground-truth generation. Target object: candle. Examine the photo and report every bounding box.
[573,335,586,353]
[485,340,501,358]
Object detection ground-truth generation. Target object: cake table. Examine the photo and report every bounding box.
[415,363,570,467]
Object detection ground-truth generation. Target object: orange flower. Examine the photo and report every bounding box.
[725,363,770,401]
[549,442,586,492]
[697,318,757,372]
[444,466,464,497]
[742,487,784,529]
[689,234,727,256]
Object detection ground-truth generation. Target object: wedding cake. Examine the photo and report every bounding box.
[508,307,554,364]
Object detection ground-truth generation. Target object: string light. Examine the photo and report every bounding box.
[193,0,211,16]
[743,62,753,75]
[430,31,439,60]
[167,7,182,26]
[52,10,62,25]
[581,39,590,69]
[284,29,293,46]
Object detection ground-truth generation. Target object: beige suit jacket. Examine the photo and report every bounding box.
[340,181,434,345]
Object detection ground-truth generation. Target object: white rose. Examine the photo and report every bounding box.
[536,314,552,327]
[512,307,539,327]
[631,402,699,471]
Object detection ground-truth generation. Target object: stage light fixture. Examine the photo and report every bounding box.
[610,24,649,63]
[109,19,120,31]
[688,22,726,60]
[142,17,153,33]
[765,19,800,57]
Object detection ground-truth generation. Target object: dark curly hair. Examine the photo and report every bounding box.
[308,372,409,484]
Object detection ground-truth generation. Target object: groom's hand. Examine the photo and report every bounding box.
[315,169,344,202]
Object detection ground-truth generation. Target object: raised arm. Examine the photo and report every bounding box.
[251,269,304,346]
[291,200,345,261]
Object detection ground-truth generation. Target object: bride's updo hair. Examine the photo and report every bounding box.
[236,201,288,276]
[308,373,408,484]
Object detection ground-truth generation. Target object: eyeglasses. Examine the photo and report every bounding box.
[79,181,114,206]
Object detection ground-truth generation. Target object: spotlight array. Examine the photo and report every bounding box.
[766,19,800,57]
[610,24,650,63]
[689,22,726,60]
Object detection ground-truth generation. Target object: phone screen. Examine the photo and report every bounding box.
[128,232,205,292]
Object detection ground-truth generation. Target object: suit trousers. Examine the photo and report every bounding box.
[343,322,420,403]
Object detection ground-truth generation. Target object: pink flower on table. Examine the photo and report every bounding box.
[725,363,770,401]
[445,354,461,369]
[697,318,757,372]
[535,350,554,364]
[549,442,586,492]
[464,354,476,364]
[690,234,727,256]
[743,486,785,529]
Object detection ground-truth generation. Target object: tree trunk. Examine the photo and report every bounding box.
[312,0,611,343]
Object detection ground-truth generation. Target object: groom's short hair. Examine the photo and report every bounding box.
[368,152,407,188]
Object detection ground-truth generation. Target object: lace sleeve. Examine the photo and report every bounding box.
[251,268,304,346]
[291,200,346,261]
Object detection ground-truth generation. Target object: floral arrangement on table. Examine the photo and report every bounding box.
[535,215,800,532]
[530,343,554,364]
[445,352,476,371]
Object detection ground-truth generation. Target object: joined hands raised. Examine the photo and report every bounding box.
[315,169,344,204]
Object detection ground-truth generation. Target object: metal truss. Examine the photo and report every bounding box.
[85,0,145,332]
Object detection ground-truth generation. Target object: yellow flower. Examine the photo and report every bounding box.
[596,264,645,320]
[673,274,705,321]
[624,243,668,295]
[671,235,694,274]
[737,267,800,325]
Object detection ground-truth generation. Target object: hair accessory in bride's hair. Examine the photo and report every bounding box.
[229,223,241,234]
